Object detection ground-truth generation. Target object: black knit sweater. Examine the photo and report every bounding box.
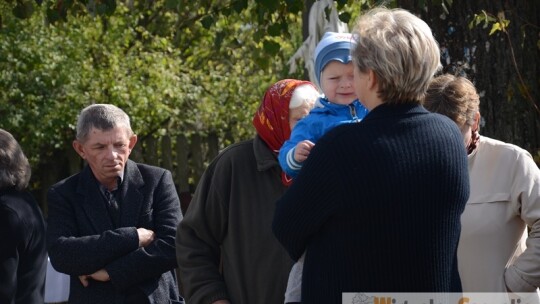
[273,103,470,304]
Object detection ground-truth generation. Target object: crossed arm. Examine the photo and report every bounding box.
[46,170,181,291]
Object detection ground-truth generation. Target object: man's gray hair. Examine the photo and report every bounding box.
[76,104,133,142]
[0,129,31,191]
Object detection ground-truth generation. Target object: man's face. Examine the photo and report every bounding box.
[73,126,137,189]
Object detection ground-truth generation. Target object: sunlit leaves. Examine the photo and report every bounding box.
[1,0,370,171]
[468,10,511,36]
[469,10,497,30]
[1,5,190,164]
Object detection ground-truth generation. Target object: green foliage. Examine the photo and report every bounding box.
[339,11,352,24]
[468,9,510,36]
[1,0,394,196]
[11,0,35,19]
[468,8,538,117]
[0,0,310,173]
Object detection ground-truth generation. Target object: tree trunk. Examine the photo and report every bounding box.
[400,0,540,154]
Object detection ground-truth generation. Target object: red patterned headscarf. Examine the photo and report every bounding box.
[253,79,317,186]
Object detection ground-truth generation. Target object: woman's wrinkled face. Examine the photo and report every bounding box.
[460,112,480,149]
[289,102,313,130]
[288,84,318,130]
[460,124,473,148]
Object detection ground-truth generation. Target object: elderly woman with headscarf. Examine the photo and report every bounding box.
[176,79,319,304]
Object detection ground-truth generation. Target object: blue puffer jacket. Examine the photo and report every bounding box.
[278,97,368,178]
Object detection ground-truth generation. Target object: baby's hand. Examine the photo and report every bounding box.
[294,140,315,162]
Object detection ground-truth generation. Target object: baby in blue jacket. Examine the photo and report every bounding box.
[279,32,368,179]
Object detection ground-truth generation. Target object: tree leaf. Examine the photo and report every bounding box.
[284,0,302,14]
[164,0,179,10]
[200,15,214,29]
[214,31,225,49]
[254,55,269,70]
[268,23,282,36]
[263,39,280,56]
[258,0,278,12]
[96,0,116,16]
[12,0,35,19]
[339,12,351,24]
[45,7,61,23]
[232,0,248,13]
[489,22,500,35]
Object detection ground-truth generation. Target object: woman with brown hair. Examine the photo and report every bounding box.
[424,74,540,301]
[0,128,47,304]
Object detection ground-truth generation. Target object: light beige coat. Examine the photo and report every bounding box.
[458,136,540,299]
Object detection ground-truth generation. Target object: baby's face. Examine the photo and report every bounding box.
[320,61,357,105]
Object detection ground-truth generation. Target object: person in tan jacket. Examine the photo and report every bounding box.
[425,74,540,302]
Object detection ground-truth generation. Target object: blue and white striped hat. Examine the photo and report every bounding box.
[314,32,355,86]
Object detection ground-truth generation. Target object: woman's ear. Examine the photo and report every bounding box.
[367,69,377,90]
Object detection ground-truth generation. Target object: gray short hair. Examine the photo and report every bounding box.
[352,7,441,104]
[76,104,133,142]
[0,129,31,191]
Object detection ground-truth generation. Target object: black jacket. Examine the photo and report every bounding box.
[0,189,47,304]
[47,160,182,304]
[273,104,470,303]
[176,136,294,304]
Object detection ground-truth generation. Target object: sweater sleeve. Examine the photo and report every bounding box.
[273,134,343,261]
[175,158,231,304]
[505,150,540,292]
